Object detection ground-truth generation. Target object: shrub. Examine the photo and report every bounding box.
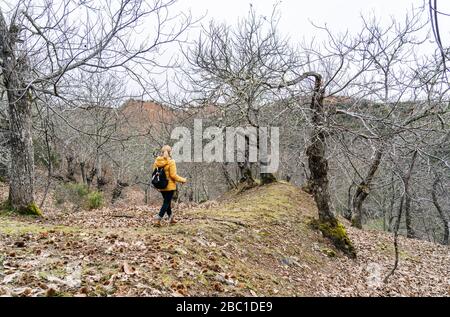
[72,183,89,197]
[55,183,89,205]
[55,183,101,210]
[87,191,103,210]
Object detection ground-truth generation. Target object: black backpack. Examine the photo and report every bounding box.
[151,167,168,189]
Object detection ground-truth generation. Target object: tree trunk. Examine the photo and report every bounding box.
[1,13,38,214]
[221,162,236,189]
[238,135,255,184]
[95,152,104,190]
[237,135,257,191]
[111,180,129,204]
[80,162,87,184]
[260,172,277,184]
[387,173,396,232]
[432,175,449,245]
[86,166,96,189]
[144,185,149,204]
[39,124,53,209]
[304,72,355,258]
[404,193,416,239]
[66,155,76,182]
[343,182,355,221]
[306,74,334,224]
[351,148,383,229]
[7,88,35,211]
[258,128,277,184]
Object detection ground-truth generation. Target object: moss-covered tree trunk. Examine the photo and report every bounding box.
[305,73,333,224]
[304,72,355,258]
[0,12,40,215]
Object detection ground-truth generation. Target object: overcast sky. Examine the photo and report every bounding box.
[177,0,449,46]
[1,0,447,97]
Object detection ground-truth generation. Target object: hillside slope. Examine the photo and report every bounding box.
[0,182,448,296]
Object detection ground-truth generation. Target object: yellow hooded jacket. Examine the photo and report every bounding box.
[152,156,186,191]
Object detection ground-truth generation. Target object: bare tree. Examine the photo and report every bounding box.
[183,6,299,186]
[0,0,192,213]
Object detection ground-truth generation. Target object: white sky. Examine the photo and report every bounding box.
[177,0,450,46]
[1,0,448,96]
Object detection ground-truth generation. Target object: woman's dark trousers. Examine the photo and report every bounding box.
[159,190,175,219]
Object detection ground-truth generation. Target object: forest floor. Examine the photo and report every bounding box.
[0,182,449,297]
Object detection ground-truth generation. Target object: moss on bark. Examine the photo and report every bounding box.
[19,202,43,217]
[309,218,356,259]
[1,200,43,217]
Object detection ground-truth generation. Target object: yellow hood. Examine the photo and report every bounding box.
[154,156,170,168]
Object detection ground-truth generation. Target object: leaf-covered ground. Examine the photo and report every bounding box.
[0,182,449,297]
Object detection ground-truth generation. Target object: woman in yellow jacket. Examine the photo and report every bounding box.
[152,145,187,226]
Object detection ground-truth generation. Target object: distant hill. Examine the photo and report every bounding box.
[120,100,178,133]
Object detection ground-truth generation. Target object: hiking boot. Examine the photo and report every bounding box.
[153,217,162,227]
[169,216,177,225]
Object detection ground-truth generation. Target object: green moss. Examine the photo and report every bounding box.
[19,202,43,217]
[0,218,80,235]
[1,200,43,217]
[309,218,356,259]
